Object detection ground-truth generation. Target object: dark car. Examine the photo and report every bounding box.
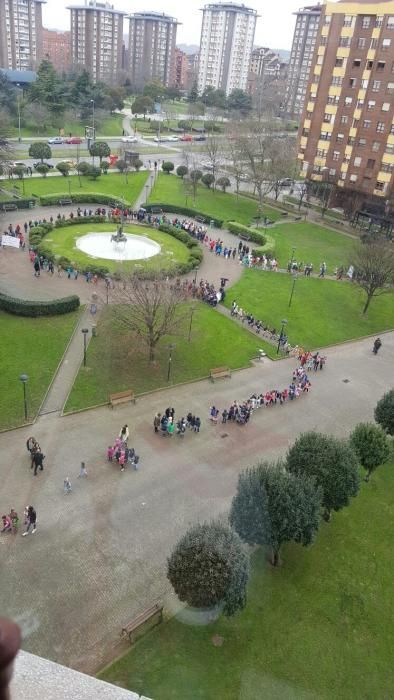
[33,161,54,169]
[194,135,206,142]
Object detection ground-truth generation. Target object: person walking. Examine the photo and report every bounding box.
[78,462,88,478]
[63,477,72,494]
[119,424,129,443]
[153,413,161,433]
[32,449,45,476]
[22,506,37,535]
[373,338,382,355]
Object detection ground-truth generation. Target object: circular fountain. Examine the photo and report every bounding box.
[75,232,161,261]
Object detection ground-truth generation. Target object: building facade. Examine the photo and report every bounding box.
[197,2,257,96]
[186,51,199,91]
[127,12,178,89]
[42,29,71,73]
[285,4,322,118]
[0,0,45,71]
[172,47,188,89]
[298,0,394,209]
[68,1,125,83]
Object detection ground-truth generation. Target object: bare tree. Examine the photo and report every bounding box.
[351,241,394,314]
[203,135,224,188]
[110,274,189,361]
[269,138,297,201]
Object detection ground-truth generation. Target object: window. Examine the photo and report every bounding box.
[376,16,383,28]
[366,60,373,70]
[344,96,353,105]
[339,37,351,47]
[361,79,369,89]
[331,76,343,86]
[316,148,326,157]
[335,57,344,67]
[323,113,332,123]
[349,78,357,88]
[370,38,378,49]
[354,156,362,167]
[310,91,317,100]
[348,136,356,145]
[356,99,364,108]
[341,115,349,124]
[306,111,313,119]
[382,102,390,112]
[349,174,358,182]
[320,131,331,141]
[333,151,340,161]
[336,133,345,142]
[353,59,361,67]
[324,15,331,24]
[367,158,376,169]
[387,16,394,29]
[363,119,371,128]
[376,121,385,132]
[381,162,394,173]
[391,124,394,135]
[385,143,394,154]
[387,82,394,94]
[372,80,381,92]
[358,38,366,48]
[372,141,380,152]
[382,39,391,50]
[375,181,385,191]
[377,61,386,71]
[302,128,310,136]
[327,95,339,105]
[343,15,354,27]
[329,168,336,177]
[358,138,367,146]
[367,100,376,110]
[353,119,360,128]
[362,16,371,29]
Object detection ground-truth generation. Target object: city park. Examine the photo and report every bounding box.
[1,162,393,699]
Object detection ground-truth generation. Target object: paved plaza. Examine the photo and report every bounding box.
[0,331,392,673]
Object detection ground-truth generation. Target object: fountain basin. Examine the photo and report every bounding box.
[75,232,161,261]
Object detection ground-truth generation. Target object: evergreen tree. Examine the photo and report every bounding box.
[29,59,64,113]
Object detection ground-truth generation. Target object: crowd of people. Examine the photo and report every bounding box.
[153,407,201,437]
[106,424,140,472]
[1,505,37,536]
[26,436,45,476]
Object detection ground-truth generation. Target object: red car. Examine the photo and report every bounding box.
[181,134,193,142]
[65,136,83,144]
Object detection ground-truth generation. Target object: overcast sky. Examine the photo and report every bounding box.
[43,1,307,51]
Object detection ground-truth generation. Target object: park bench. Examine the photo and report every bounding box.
[121,603,163,643]
[195,215,206,224]
[2,203,17,211]
[109,389,136,408]
[151,206,163,214]
[59,198,72,206]
[294,216,302,221]
[239,233,250,241]
[210,366,231,382]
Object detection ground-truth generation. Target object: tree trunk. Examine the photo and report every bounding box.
[362,293,373,314]
[323,508,331,522]
[149,343,155,362]
[270,546,281,567]
[364,470,371,482]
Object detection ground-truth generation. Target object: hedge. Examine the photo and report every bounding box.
[39,193,129,207]
[0,198,37,210]
[158,223,203,270]
[144,203,223,228]
[227,221,276,258]
[0,291,80,317]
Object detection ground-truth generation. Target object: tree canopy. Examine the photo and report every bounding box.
[375,390,394,436]
[350,423,390,481]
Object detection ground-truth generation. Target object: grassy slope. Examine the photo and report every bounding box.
[224,270,394,349]
[65,303,274,412]
[1,172,148,206]
[148,174,281,225]
[0,309,80,429]
[100,461,394,700]
[43,222,190,274]
[14,114,124,139]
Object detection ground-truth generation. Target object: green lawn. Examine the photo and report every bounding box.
[224,270,394,349]
[0,309,80,430]
[43,222,190,275]
[65,303,275,412]
[148,174,265,225]
[100,461,394,700]
[1,172,148,206]
[13,113,124,139]
[265,221,356,273]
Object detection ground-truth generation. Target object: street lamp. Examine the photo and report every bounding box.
[19,374,29,421]
[276,319,288,355]
[81,328,89,367]
[166,343,176,382]
[16,83,22,143]
[289,246,296,271]
[145,184,149,202]
[90,99,95,164]
[288,273,298,308]
[188,306,196,342]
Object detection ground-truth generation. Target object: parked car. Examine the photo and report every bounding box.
[65,136,83,144]
[121,136,138,143]
[280,178,294,187]
[193,135,206,142]
[47,136,64,144]
[181,134,193,142]
[33,161,54,169]
[167,135,180,142]
[153,136,168,142]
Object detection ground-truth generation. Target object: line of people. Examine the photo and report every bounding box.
[153,408,201,437]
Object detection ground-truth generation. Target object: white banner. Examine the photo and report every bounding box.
[1,235,20,249]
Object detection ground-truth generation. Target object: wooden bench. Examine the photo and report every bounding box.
[210,366,231,382]
[195,215,206,224]
[150,206,163,214]
[59,198,72,206]
[121,603,163,643]
[2,203,17,211]
[239,233,250,241]
[109,389,136,408]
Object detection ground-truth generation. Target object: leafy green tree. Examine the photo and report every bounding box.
[77,161,91,176]
[217,176,231,192]
[201,173,215,189]
[87,165,101,180]
[351,240,394,314]
[131,95,154,120]
[28,142,52,163]
[375,389,394,436]
[89,141,110,166]
[165,86,181,102]
[34,163,50,177]
[162,161,174,175]
[12,165,26,193]
[188,82,199,102]
[132,158,143,172]
[101,160,109,174]
[29,59,64,114]
[230,463,322,567]
[287,432,360,521]
[23,103,51,133]
[201,86,226,109]
[0,73,18,115]
[350,423,390,481]
[189,168,203,199]
[178,119,192,131]
[56,162,71,177]
[143,81,166,102]
[167,520,249,617]
[227,89,252,114]
[176,165,188,179]
[116,159,129,182]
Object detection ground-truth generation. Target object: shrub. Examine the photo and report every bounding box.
[217,176,231,192]
[157,223,203,271]
[176,165,188,178]
[350,423,390,481]
[162,161,175,174]
[201,173,215,189]
[40,193,128,207]
[76,161,91,175]
[144,203,223,227]
[167,520,249,617]
[0,291,80,317]
[227,221,276,257]
[375,389,394,436]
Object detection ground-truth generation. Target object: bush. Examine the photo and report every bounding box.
[54,215,106,228]
[176,165,188,178]
[158,223,203,271]
[0,291,80,317]
[162,161,175,174]
[0,198,37,210]
[144,203,223,227]
[201,173,215,189]
[227,221,276,257]
[375,390,394,436]
[40,193,128,207]
[167,520,249,617]
[350,423,390,481]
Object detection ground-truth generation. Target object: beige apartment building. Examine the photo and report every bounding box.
[298,0,394,210]
[0,0,45,70]
[127,12,178,89]
[68,0,125,82]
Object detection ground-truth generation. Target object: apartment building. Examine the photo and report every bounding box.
[298,0,394,208]
[285,4,322,118]
[186,51,199,91]
[197,2,257,96]
[68,1,126,83]
[42,29,71,72]
[127,12,178,88]
[0,0,45,71]
[172,47,188,89]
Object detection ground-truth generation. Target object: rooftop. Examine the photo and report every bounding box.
[201,2,258,15]
[67,1,127,15]
[129,11,179,23]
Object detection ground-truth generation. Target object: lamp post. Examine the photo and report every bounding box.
[81,328,89,367]
[145,184,149,202]
[19,374,29,421]
[166,343,176,382]
[188,306,196,342]
[193,265,199,284]
[288,273,298,308]
[90,99,95,164]
[16,83,22,143]
[289,246,296,271]
[276,319,288,355]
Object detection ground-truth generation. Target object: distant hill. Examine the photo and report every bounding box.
[274,49,291,62]
[177,44,200,55]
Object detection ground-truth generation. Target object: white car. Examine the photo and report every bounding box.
[167,135,180,142]
[47,136,64,144]
[121,136,138,143]
[154,136,168,143]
